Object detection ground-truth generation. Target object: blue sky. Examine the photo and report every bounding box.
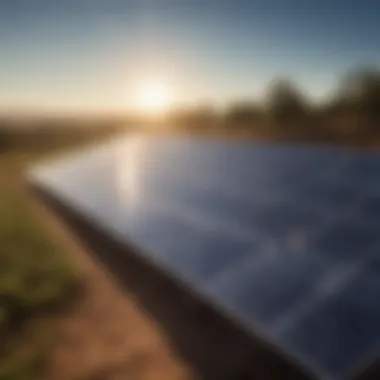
[1,0,380,113]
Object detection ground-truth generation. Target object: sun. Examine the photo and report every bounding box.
[137,82,172,115]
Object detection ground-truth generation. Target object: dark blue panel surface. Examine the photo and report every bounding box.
[282,264,380,379]
[310,222,379,262]
[127,207,257,284]
[206,251,330,326]
[27,135,380,380]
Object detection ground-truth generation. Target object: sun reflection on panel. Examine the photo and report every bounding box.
[116,136,146,206]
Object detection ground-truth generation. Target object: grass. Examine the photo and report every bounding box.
[0,174,79,379]
[0,320,53,380]
[0,187,77,319]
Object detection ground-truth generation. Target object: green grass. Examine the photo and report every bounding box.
[0,186,79,380]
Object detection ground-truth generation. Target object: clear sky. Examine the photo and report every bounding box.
[1,0,380,114]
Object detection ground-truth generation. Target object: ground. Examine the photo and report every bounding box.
[0,159,79,379]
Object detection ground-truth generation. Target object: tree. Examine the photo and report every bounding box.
[265,79,310,125]
[337,67,380,124]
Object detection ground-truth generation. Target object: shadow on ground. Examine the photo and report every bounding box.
[30,186,379,380]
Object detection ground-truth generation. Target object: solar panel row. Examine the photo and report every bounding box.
[27,135,380,380]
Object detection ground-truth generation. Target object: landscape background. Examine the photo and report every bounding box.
[2,64,380,160]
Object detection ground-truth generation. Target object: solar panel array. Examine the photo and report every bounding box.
[27,135,380,380]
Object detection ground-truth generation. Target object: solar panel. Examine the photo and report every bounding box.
[27,135,380,380]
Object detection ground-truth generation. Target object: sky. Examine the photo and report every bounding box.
[1,0,380,114]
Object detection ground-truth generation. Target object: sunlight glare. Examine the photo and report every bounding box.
[137,82,172,115]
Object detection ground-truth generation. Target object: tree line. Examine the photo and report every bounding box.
[167,66,380,144]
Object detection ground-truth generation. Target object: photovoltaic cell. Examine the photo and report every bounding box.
[27,135,380,380]
[282,264,380,378]
[206,250,330,325]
